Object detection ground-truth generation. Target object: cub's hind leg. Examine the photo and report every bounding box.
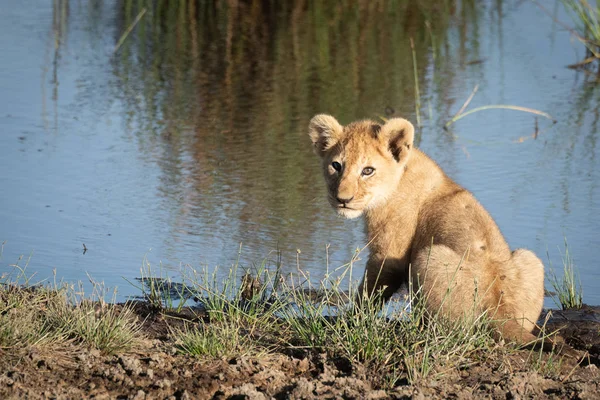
[495,249,544,342]
[413,245,545,346]
[510,249,545,332]
[411,245,484,321]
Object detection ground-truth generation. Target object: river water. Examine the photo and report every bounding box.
[1,1,599,305]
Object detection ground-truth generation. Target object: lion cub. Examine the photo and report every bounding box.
[308,115,545,344]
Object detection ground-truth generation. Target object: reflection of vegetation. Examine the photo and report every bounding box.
[108,0,480,259]
[42,0,69,131]
[41,1,485,269]
[113,8,146,54]
[541,82,599,216]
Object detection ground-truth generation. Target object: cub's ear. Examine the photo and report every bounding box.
[308,114,343,155]
[381,118,414,163]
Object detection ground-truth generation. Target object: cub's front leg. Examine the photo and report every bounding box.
[357,255,409,303]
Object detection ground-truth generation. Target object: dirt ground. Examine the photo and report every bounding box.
[1,303,599,400]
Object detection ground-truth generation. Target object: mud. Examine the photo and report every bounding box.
[1,302,599,399]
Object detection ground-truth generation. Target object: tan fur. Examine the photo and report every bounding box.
[308,115,545,344]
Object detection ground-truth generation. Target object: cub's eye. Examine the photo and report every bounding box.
[331,161,342,172]
[362,167,375,176]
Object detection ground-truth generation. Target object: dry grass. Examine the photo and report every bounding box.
[1,270,143,354]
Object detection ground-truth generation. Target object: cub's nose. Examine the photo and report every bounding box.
[336,195,354,205]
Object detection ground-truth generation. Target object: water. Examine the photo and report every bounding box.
[1,1,599,305]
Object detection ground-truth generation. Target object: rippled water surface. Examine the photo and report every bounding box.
[1,1,599,304]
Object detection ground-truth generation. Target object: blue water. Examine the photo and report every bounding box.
[1,1,598,306]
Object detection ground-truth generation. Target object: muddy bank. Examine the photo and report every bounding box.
[0,302,598,399]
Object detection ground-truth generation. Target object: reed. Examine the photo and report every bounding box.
[410,37,422,129]
[561,0,600,58]
[547,241,583,310]
[445,85,555,129]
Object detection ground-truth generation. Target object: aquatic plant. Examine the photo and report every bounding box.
[538,0,600,73]
[548,241,583,310]
[445,84,555,129]
[562,0,600,61]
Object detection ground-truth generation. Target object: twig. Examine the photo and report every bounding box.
[454,84,479,119]
[410,38,422,129]
[113,8,147,54]
[567,56,597,69]
[445,105,555,129]
[561,351,588,383]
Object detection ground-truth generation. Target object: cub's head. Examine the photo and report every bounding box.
[308,114,414,219]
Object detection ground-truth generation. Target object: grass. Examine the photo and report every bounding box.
[0,267,142,354]
[528,346,565,378]
[126,255,195,313]
[548,241,583,310]
[173,321,252,359]
[184,251,284,322]
[0,282,67,349]
[0,265,67,349]
[1,247,579,388]
[526,312,566,378]
[126,249,503,385]
[538,0,600,73]
[561,0,600,59]
[44,282,143,354]
[283,272,403,367]
[170,251,287,359]
[280,255,498,386]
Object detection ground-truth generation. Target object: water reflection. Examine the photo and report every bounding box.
[111,0,467,269]
[1,0,599,304]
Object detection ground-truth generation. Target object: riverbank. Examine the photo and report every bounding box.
[1,276,599,399]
